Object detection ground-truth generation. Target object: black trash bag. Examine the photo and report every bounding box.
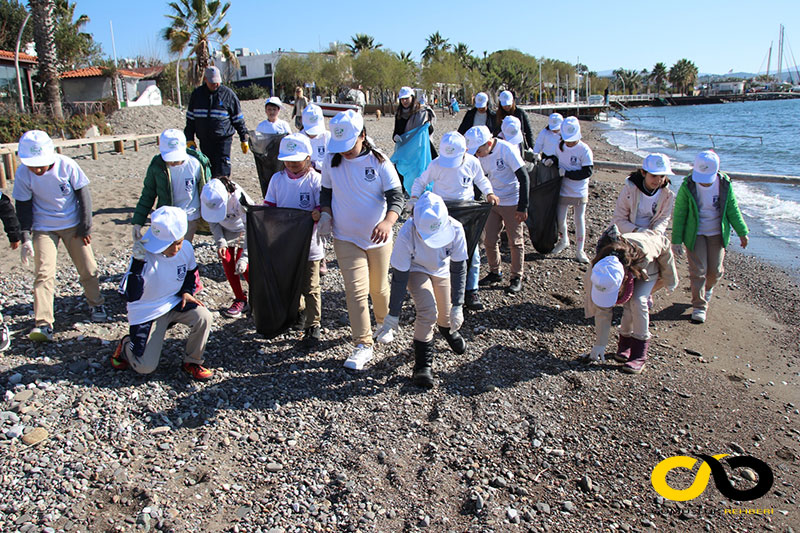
[444,201,493,259]
[249,130,287,198]
[525,162,563,254]
[246,205,314,339]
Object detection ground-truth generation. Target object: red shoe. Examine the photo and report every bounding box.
[182,363,214,380]
[111,337,130,370]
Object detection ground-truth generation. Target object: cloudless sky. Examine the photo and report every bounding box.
[78,0,800,75]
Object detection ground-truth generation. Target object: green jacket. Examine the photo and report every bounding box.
[671,171,749,251]
[132,147,211,226]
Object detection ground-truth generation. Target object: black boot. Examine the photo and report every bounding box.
[438,325,466,355]
[412,340,434,389]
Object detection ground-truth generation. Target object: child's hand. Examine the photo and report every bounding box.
[740,235,749,249]
[311,209,321,222]
[180,292,204,310]
[317,212,332,236]
[486,193,499,206]
[217,246,227,260]
[587,345,606,362]
[235,256,248,274]
[371,219,393,244]
[20,241,34,265]
[9,240,19,250]
[515,211,528,223]
[77,234,91,246]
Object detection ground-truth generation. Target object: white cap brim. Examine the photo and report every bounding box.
[201,201,226,223]
[561,131,581,142]
[141,229,175,254]
[327,135,358,154]
[303,122,325,136]
[505,131,523,146]
[692,171,716,184]
[437,154,463,168]
[19,153,56,167]
[419,217,455,249]
[161,149,187,163]
[591,284,618,308]
[278,152,309,162]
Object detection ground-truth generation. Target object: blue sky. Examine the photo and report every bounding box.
[79,0,799,75]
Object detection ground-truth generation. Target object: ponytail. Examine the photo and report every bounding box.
[214,175,237,194]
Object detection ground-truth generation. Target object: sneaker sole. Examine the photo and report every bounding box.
[622,365,645,374]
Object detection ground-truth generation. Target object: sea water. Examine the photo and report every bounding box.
[598,99,800,274]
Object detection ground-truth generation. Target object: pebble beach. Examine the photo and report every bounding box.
[0,101,797,532]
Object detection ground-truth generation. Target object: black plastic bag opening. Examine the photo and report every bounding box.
[525,162,563,254]
[444,201,493,259]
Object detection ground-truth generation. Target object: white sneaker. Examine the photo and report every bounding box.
[552,239,570,255]
[575,250,590,264]
[375,327,394,344]
[691,308,706,323]
[344,344,374,370]
[704,288,713,302]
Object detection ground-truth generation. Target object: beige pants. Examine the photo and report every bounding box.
[185,218,200,242]
[484,204,525,278]
[333,238,392,346]
[686,234,725,311]
[33,225,104,328]
[407,272,451,342]
[301,260,321,327]
[125,306,212,374]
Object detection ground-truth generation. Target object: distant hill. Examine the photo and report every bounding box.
[596,69,797,82]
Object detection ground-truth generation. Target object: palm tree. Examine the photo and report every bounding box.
[421,31,450,63]
[348,33,381,56]
[53,0,99,68]
[650,62,668,95]
[454,42,474,69]
[29,0,63,118]
[669,58,698,95]
[640,68,650,93]
[163,0,234,80]
[614,68,641,95]
[397,51,415,66]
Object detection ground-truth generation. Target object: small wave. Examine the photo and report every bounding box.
[734,182,800,247]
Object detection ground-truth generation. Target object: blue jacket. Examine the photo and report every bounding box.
[185,84,248,142]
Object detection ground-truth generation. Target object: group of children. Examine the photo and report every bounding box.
[0,89,750,387]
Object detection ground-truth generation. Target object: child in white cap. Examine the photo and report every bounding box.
[374,192,469,388]
[500,116,525,156]
[257,96,293,135]
[533,113,563,165]
[552,116,594,263]
[496,90,534,149]
[612,153,676,235]
[132,128,211,244]
[200,176,254,318]
[464,125,530,295]
[671,150,749,324]
[457,92,496,134]
[265,133,324,347]
[113,206,214,380]
[410,131,499,310]
[0,191,21,350]
[318,110,405,370]
[300,103,331,172]
[12,130,106,342]
[584,225,678,374]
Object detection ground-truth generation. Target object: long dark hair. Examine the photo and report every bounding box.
[331,126,385,167]
[593,240,647,280]
[496,101,517,123]
[213,175,237,194]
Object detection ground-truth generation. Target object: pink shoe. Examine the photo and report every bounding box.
[223,299,248,318]
[319,258,328,276]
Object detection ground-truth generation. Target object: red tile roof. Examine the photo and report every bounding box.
[60,67,146,79]
[125,66,165,78]
[0,49,37,63]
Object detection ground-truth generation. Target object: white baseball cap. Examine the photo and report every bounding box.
[413,191,455,249]
[560,116,581,142]
[501,116,523,146]
[464,125,492,155]
[141,206,188,254]
[327,109,364,153]
[642,153,675,176]
[159,129,187,163]
[474,92,489,109]
[264,96,283,108]
[205,66,222,83]
[278,133,313,161]
[200,178,229,223]
[591,255,625,308]
[398,86,414,100]
[692,150,720,184]
[18,130,56,167]
[302,104,325,136]
[437,131,467,168]
[499,90,514,107]
[548,113,564,131]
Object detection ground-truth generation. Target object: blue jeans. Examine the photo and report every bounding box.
[466,248,480,292]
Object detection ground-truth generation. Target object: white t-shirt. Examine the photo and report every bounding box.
[635,189,661,229]
[12,154,89,232]
[472,112,487,128]
[556,141,594,198]
[169,157,202,220]
[411,154,493,201]
[126,241,196,326]
[477,139,524,207]
[265,169,324,261]
[696,179,722,236]
[304,130,331,171]
[256,119,292,135]
[321,151,401,250]
[391,217,469,278]
[533,128,560,156]
[219,184,254,234]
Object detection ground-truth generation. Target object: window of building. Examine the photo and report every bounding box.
[264,63,272,75]
[241,65,247,77]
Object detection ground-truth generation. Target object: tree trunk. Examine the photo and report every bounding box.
[197,40,210,78]
[29,0,63,119]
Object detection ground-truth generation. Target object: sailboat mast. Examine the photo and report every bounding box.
[777,24,784,84]
[766,42,772,81]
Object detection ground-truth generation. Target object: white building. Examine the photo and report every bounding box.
[214,49,310,96]
[708,81,745,95]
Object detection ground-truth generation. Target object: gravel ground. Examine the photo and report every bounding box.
[0,101,797,532]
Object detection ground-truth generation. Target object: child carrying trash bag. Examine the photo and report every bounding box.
[374,192,469,388]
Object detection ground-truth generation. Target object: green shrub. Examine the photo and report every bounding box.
[0,105,110,143]
[233,83,270,101]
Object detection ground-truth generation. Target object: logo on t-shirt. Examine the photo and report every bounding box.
[317,146,325,156]
[460,174,472,187]
[177,264,187,281]
[570,155,579,166]
[496,159,506,171]
[364,167,377,182]
[651,201,658,215]
[58,182,70,195]
[299,192,311,208]
[185,178,194,193]
[712,195,720,211]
